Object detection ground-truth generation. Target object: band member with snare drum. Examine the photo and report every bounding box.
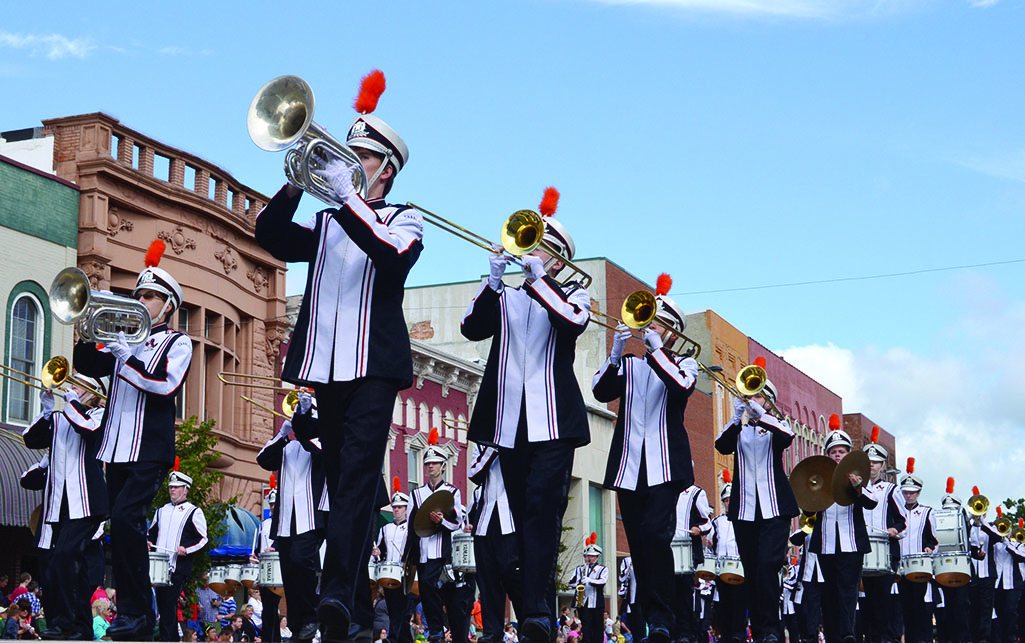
[673,482,712,643]
[898,459,937,643]
[375,478,413,643]
[258,485,280,643]
[934,479,972,643]
[570,538,609,643]
[709,477,746,643]
[592,275,698,643]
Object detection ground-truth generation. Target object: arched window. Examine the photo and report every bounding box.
[405,398,417,430]
[7,293,43,423]
[393,397,404,426]
[419,403,429,434]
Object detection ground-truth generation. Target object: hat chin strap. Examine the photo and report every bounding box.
[154,298,173,325]
[365,150,395,195]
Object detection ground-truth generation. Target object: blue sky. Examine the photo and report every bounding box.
[3,0,1024,506]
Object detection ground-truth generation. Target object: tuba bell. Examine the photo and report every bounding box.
[248,75,369,205]
[50,267,151,345]
[967,493,989,517]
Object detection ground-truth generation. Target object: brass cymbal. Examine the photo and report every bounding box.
[789,456,837,513]
[402,560,418,596]
[413,489,456,538]
[832,450,870,507]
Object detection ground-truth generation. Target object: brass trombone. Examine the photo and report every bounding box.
[590,289,702,358]
[0,357,107,401]
[406,202,592,289]
[696,361,784,420]
[218,371,296,392]
[240,392,301,420]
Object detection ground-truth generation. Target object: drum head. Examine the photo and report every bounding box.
[720,573,744,585]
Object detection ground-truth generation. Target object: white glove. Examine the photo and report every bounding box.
[747,400,765,421]
[63,389,80,405]
[106,331,132,362]
[522,255,546,282]
[278,420,293,439]
[643,329,664,353]
[732,398,748,422]
[609,324,630,364]
[40,390,55,417]
[680,357,699,381]
[488,251,508,290]
[298,391,313,415]
[323,160,357,203]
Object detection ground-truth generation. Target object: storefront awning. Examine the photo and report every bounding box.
[0,425,45,528]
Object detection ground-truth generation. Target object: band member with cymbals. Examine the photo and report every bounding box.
[709,472,746,643]
[592,274,699,643]
[808,425,877,643]
[73,240,193,640]
[897,458,938,643]
[149,464,209,642]
[255,69,422,642]
[715,358,798,643]
[569,535,609,643]
[462,187,591,643]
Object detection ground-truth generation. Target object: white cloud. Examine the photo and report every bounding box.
[578,0,923,19]
[158,46,214,57]
[779,276,1025,510]
[0,30,96,59]
[966,0,999,7]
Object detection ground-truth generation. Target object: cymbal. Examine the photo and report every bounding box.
[789,456,837,513]
[413,489,456,538]
[402,561,418,596]
[832,450,870,507]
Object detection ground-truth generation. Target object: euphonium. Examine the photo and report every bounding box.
[50,267,151,345]
[995,516,1013,537]
[967,493,989,517]
[1013,527,1025,545]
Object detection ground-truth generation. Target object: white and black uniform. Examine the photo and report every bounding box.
[971,520,1000,643]
[898,503,938,643]
[570,562,609,643]
[467,446,521,643]
[375,515,412,643]
[149,499,208,641]
[592,345,698,637]
[861,478,906,643]
[462,274,591,624]
[710,514,745,643]
[618,557,641,633]
[404,479,464,643]
[73,321,192,629]
[256,409,327,638]
[256,186,422,629]
[19,458,55,611]
[715,412,798,643]
[782,563,801,643]
[23,401,108,639]
[258,512,282,643]
[991,536,1025,643]
[671,485,712,643]
[788,530,824,643]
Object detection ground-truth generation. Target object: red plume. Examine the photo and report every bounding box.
[539,187,560,217]
[393,476,401,495]
[791,557,798,566]
[173,456,180,472]
[655,273,672,297]
[754,356,767,368]
[145,239,166,268]
[269,473,276,490]
[973,486,980,496]
[870,426,880,444]
[722,468,731,484]
[428,427,439,446]
[1020,518,1023,529]
[829,414,840,430]
[353,69,386,114]
[947,477,955,494]
[590,532,597,546]
[906,457,915,474]
[997,506,1003,518]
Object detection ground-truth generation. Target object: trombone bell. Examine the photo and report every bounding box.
[736,364,767,397]
[622,290,657,330]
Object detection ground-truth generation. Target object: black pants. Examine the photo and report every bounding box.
[715,582,747,643]
[313,377,402,619]
[451,575,476,643]
[156,557,194,641]
[818,552,862,643]
[276,529,325,634]
[474,525,523,643]
[624,601,646,639]
[499,434,575,620]
[618,480,682,634]
[994,588,1021,643]
[418,559,455,642]
[580,606,604,643]
[383,586,414,643]
[49,514,104,637]
[107,460,170,624]
[671,574,695,642]
[940,584,970,643]
[899,578,932,643]
[798,581,822,643]
[732,516,789,640]
[971,578,996,643]
[862,574,900,643]
[261,587,282,643]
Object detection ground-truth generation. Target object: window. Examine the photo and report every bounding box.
[177,307,189,332]
[7,294,42,423]
[589,484,604,555]
[408,448,422,490]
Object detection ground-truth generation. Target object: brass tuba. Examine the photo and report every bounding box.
[50,267,151,345]
[248,75,369,205]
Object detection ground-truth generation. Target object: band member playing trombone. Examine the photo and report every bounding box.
[897,460,937,643]
[860,429,905,643]
[254,70,422,641]
[591,279,698,643]
[73,246,192,641]
[22,378,107,641]
[462,187,590,643]
[715,370,798,643]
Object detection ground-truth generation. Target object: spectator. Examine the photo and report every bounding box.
[196,574,222,632]
[377,629,388,641]
[21,584,40,618]
[3,604,22,639]
[0,575,8,608]
[567,622,581,642]
[277,616,290,641]
[226,614,248,642]
[246,589,263,634]
[204,624,220,642]
[8,575,30,604]
[372,589,389,637]
[503,624,518,643]
[217,596,237,630]
[240,605,260,642]
[183,627,198,642]
[93,598,114,640]
[3,599,37,639]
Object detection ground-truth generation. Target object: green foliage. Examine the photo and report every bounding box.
[149,416,237,599]
[556,522,576,593]
[1003,498,1025,522]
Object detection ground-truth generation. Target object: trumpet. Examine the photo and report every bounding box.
[50,267,151,345]
[406,202,591,289]
[590,290,702,358]
[967,493,989,517]
[0,356,107,402]
[248,75,370,205]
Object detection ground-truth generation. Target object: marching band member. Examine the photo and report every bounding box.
[989,512,1025,643]
[374,478,413,643]
[860,428,906,643]
[673,482,713,643]
[933,479,972,643]
[73,242,193,640]
[22,378,107,641]
[708,475,745,643]
[256,392,328,642]
[461,187,591,643]
[809,427,878,643]
[254,69,422,641]
[898,460,938,643]
[569,537,609,643]
[618,556,642,636]
[467,445,522,643]
[19,458,54,628]
[714,365,798,643]
[782,558,800,643]
[148,467,209,642]
[258,484,281,643]
[404,431,465,643]
[789,523,824,643]
[591,275,699,643]
[970,487,999,643]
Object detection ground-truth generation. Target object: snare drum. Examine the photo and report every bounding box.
[240,563,260,589]
[717,555,745,585]
[695,554,717,581]
[149,552,171,587]
[377,561,404,589]
[933,552,971,587]
[369,561,379,590]
[671,536,695,575]
[452,532,476,574]
[258,552,284,596]
[901,554,933,582]
[224,564,243,594]
[862,532,892,577]
[209,565,232,596]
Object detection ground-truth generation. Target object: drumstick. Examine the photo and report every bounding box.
[150,544,178,554]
